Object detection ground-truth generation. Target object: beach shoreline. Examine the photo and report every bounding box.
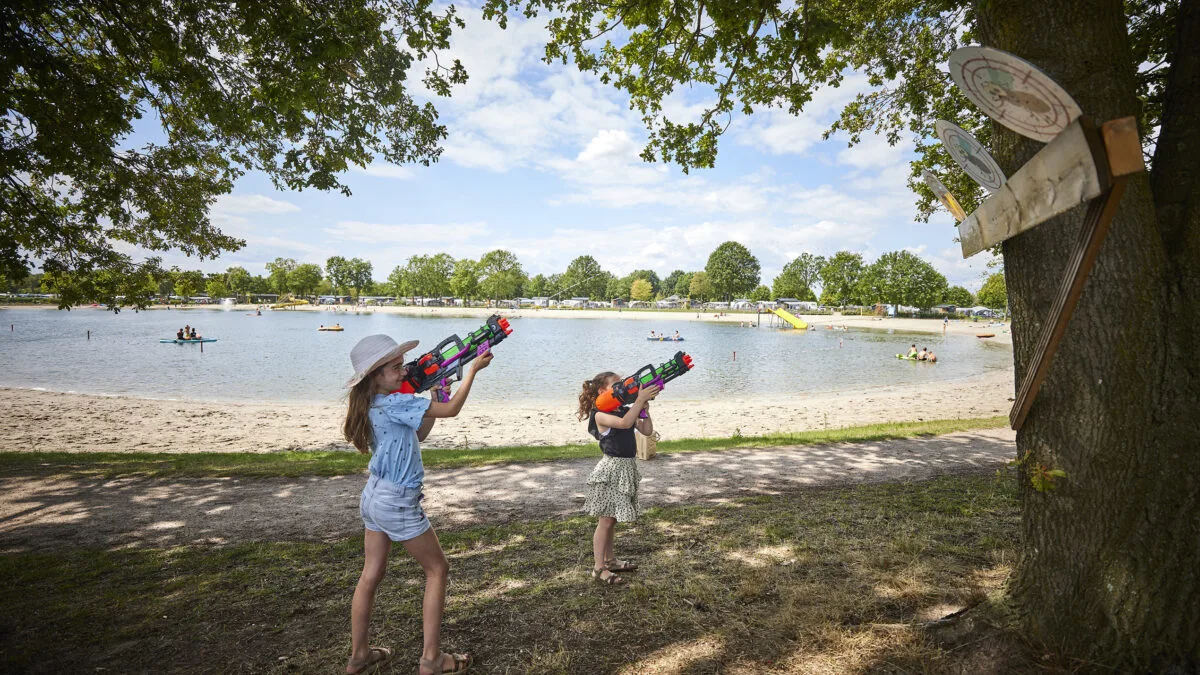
[3,302,1013,344]
[0,366,1015,454]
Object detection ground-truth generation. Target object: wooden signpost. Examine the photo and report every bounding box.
[935,47,1146,430]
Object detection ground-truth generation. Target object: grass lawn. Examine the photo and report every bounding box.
[0,416,1008,479]
[0,473,1034,673]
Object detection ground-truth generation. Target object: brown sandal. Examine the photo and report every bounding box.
[604,557,638,572]
[591,567,625,585]
[347,646,392,674]
[419,651,471,674]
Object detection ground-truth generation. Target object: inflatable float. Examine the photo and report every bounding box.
[976,333,995,338]
[895,354,935,362]
[318,325,345,332]
[646,337,685,341]
[160,338,218,344]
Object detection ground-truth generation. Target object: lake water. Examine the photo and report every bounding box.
[0,307,1012,404]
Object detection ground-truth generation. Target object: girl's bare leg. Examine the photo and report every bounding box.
[348,529,392,673]
[593,516,616,569]
[403,527,451,668]
[604,519,616,563]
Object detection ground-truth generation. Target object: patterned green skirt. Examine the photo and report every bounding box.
[583,455,641,522]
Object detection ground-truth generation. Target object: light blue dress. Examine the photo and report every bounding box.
[360,393,433,541]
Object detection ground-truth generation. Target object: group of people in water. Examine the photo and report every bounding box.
[175,324,202,340]
[906,344,938,362]
[648,330,682,339]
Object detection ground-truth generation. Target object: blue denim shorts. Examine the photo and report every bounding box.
[360,474,431,542]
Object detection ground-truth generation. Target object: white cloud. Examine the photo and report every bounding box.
[924,246,999,290]
[577,129,641,163]
[238,234,323,254]
[325,220,491,245]
[441,132,514,172]
[354,163,414,180]
[735,73,871,156]
[409,11,640,174]
[836,131,912,170]
[212,194,300,214]
[543,129,667,187]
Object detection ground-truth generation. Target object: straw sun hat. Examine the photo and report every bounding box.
[346,334,420,388]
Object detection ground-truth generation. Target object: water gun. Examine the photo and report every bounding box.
[391,315,513,402]
[595,351,694,416]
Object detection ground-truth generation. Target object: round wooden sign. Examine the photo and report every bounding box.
[934,120,1007,193]
[948,46,1082,143]
[921,169,968,222]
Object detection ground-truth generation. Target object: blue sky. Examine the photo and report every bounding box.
[148,8,997,291]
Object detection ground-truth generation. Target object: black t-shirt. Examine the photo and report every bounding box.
[588,408,638,458]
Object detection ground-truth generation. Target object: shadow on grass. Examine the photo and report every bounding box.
[0,474,1037,674]
[0,432,1016,553]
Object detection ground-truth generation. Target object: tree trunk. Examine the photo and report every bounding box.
[974,0,1200,668]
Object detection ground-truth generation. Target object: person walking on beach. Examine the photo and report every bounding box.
[342,334,493,675]
[577,373,660,585]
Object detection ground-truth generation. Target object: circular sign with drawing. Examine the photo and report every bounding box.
[935,120,1007,193]
[921,169,968,222]
[948,46,1082,143]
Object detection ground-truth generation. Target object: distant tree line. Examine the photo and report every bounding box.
[5,243,1007,311]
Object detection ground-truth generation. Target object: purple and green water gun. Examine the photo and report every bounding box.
[391,315,513,401]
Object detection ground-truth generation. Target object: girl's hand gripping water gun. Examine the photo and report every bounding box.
[392,315,513,401]
[595,351,694,416]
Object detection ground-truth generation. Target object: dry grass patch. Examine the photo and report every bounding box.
[0,474,1046,673]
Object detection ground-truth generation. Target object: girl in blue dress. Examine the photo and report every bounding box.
[342,334,492,674]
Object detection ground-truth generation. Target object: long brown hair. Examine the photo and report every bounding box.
[576,371,618,421]
[344,375,377,453]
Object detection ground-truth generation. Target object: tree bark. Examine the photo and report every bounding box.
[975,0,1200,668]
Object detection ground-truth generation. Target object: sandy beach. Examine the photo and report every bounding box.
[0,365,1014,453]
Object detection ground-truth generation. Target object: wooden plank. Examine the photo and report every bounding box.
[1009,176,1128,430]
[959,117,1109,258]
[1100,116,1146,177]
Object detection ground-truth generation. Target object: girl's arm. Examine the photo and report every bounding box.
[423,350,494,419]
[416,383,450,440]
[594,384,661,430]
[635,403,653,436]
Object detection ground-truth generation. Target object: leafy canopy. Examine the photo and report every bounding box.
[944,285,974,307]
[561,255,608,299]
[450,258,480,300]
[630,278,654,301]
[3,0,466,307]
[482,0,1171,225]
[857,250,947,308]
[705,241,760,300]
[819,251,865,306]
[977,272,1007,310]
[773,253,825,300]
[477,249,526,300]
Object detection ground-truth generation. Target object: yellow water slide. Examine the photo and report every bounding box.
[770,307,808,330]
